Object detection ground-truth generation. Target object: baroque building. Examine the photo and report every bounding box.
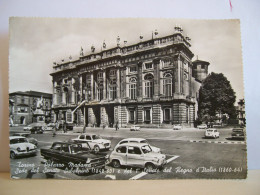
[9,91,52,125]
[50,27,209,128]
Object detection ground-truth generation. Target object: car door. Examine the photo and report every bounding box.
[86,135,94,149]
[126,146,144,167]
[114,146,127,165]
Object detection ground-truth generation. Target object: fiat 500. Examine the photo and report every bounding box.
[9,136,37,159]
[205,129,220,139]
[109,143,166,172]
[72,134,111,152]
[115,138,161,153]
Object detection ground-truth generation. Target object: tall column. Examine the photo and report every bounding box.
[90,72,94,101]
[177,55,181,94]
[71,78,75,104]
[53,81,57,105]
[116,68,121,99]
[79,75,82,102]
[153,59,160,100]
[103,71,106,100]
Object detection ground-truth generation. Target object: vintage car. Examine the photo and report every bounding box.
[30,126,44,134]
[231,128,245,140]
[130,125,141,131]
[173,124,182,130]
[197,124,208,129]
[205,128,220,139]
[23,123,47,131]
[115,138,161,153]
[44,123,56,131]
[72,134,111,152]
[9,136,37,159]
[11,132,38,146]
[109,143,166,171]
[40,142,108,173]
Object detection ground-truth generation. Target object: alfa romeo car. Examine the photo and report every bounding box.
[9,136,37,159]
[72,134,111,152]
[109,143,166,172]
[11,132,38,146]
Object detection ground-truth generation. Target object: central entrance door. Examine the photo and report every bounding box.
[93,107,101,127]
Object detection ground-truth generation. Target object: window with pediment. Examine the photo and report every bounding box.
[129,77,137,100]
[144,74,154,98]
[163,73,173,97]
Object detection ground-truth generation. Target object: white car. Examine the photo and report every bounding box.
[197,124,208,129]
[9,136,37,159]
[72,134,111,152]
[109,143,166,171]
[205,129,220,139]
[130,125,141,131]
[23,123,47,131]
[173,124,182,130]
[115,138,161,153]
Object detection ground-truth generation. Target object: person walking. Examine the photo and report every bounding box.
[64,121,67,133]
[115,122,119,131]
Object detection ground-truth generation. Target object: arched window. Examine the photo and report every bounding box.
[144,74,154,98]
[129,77,137,100]
[163,73,173,97]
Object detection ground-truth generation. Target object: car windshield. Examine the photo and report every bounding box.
[207,130,213,132]
[141,145,152,153]
[70,144,83,154]
[10,138,28,144]
[140,140,148,144]
[92,135,102,140]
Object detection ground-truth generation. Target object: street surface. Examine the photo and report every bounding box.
[9,126,247,180]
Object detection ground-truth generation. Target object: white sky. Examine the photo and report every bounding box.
[9,18,244,101]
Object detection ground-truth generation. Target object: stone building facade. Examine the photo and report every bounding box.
[9,91,52,125]
[50,28,209,128]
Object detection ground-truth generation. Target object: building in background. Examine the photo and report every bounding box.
[9,91,52,125]
[50,27,209,128]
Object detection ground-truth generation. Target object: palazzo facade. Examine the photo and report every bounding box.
[50,28,209,128]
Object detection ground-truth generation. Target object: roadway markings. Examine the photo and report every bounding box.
[189,140,246,144]
[129,155,179,180]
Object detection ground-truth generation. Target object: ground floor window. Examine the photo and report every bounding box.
[129,110,135,123]
[144,109,151,123]
[164,108,171,123]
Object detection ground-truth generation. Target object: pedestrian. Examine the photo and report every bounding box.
[83,124,86,133]
[53,121,58,137]
[63,121,67,133]
[103,123,105,130]
[115,122,119,131]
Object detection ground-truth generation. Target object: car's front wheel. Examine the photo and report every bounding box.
[10,151,16,159]
[145,163,156,173]
[94,145,100,153]
[111,160,121,168]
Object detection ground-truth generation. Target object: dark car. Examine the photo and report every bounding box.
[11,132,38,146]
[231,128,245,140]
[30,126,44,134]
[40,142,108,174]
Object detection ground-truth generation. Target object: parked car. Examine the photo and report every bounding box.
[115,138,161,153]
[197,124,208,129]
[30,126,44,134]
[23,123,47,131]
[11,132,38,146]
[231,128,245,140]
[40,142,108,174]
[72,134,111,152]
[9,136,37,159]
[173,124,182,130]
[44,123,56,131]
[109,143,166,172]
[204,129,220,139]
[130,125,141,131]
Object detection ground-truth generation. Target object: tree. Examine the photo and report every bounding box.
[198,72,236,122]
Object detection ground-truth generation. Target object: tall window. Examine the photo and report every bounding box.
[163,73,173,97]
[145,62,153,69]
[144,74,154,98]
[129,110,135,123]
[129,77,137,100]
[97,83,103,101]
[129,66,137,73]
[144,109,151,122]
[109,79,117,100]
[164,108,171,123]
